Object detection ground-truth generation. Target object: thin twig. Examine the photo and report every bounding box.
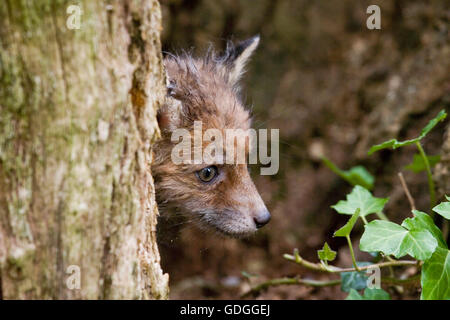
[361,215,369,224]
[284,249,419,273]
[376,211,389,221]
[242,273,421,298]
[398,172,416,211]
[346,235,360,271]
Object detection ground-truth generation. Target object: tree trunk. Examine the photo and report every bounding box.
[0,0,168,299]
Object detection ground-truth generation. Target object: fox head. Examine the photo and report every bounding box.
[152,36,270,238]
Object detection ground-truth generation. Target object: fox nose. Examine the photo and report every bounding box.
[254,209,271,229]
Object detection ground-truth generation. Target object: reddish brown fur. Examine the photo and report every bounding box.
[152,37,270,238]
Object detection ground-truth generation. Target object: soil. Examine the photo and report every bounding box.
[158,0,449,300]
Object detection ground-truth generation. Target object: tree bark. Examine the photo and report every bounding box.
[0,0,168,299]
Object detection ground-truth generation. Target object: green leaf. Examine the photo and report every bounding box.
[368,109,447,155]
[363,288,391,300]
[404,154,440,173]
[369,139,409,155]
[402,210,447,249]
[420,109,448,137]
[345,288,391,300]
[432,196,450,220]
[345,289,364,300]
[360,220,438,260]
[341,262,371,292]
[322,157,375,190]
[317,242,337,262]
[345,166,375,190]
[334,208,360,237]
[421,247,450,300]
[331,185,388,217]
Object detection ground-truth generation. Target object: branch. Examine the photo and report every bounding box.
[398,172,416,211]
[346,235,360,271]
[241,277,341,298]
[242,273,421,298]
[283,249,419,273]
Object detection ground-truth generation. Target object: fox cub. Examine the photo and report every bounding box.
[152,36,270,238]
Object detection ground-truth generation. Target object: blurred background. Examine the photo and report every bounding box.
[158,0,449,299]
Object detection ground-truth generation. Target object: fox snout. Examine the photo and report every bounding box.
[254,209,271,228]
[206,165,271,237]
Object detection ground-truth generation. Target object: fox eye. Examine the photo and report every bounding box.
[197,166,218,183]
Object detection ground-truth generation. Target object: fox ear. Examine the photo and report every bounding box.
[225,35,260,85]
[158,71,183,132]
[157,97,182,133]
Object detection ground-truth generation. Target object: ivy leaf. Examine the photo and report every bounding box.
[402,210,447,249]
[368,109,447,155]
[322,157,375,190]
[343,166,375,190]
[363,288,391,300]
[432,195,450,220]
[331,185,388,217]
[317,242,337,262]
[404,154,440,173]
[345,289,364,300]
[419,109,448,137]
[421,247,450,300]
[340,262,371,292]
[345,288,391,300]
[359,220,438,260]
[334,208,360,237]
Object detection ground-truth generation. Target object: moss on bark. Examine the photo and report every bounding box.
[0,0,168,299]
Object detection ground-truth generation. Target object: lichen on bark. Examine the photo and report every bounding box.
[0,0,168,299]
